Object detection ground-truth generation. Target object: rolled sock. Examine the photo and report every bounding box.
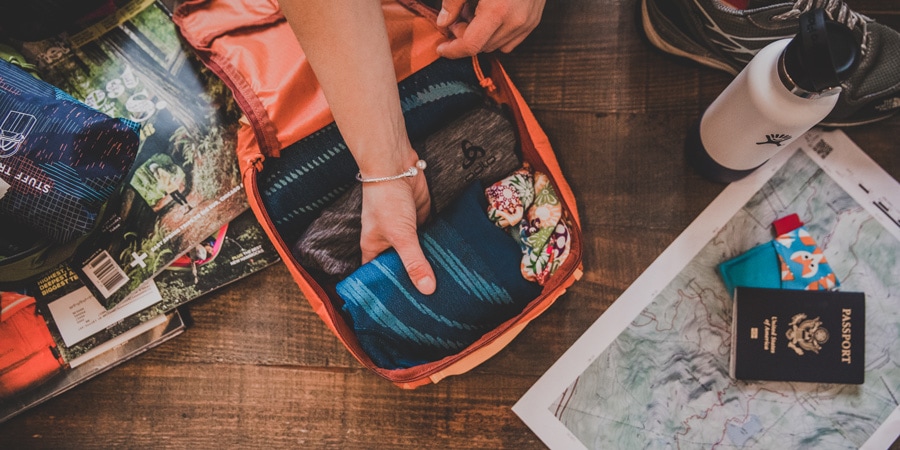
[717,214,840,294]
[336,182,543,369]
[294,106,521,278]
[258,57,487,244]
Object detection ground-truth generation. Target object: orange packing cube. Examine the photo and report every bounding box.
[174,0,582,388]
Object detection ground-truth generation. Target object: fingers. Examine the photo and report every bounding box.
[359,227,435,295]
[436,0,467,28]
[358,174,435,295]
[393,234,437,295]
[437,13,500,59]
[436,0,543,59]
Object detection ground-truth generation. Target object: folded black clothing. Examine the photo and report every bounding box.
[258,56,487,244]
[336,181,542,370]
[293,105,521,278]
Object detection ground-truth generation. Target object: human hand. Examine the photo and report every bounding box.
[359,164,436,295]
[435,0,546,59]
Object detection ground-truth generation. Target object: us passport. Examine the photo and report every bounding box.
[729,287,865,384]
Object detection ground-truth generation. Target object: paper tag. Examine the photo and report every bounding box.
[46,280,162,347]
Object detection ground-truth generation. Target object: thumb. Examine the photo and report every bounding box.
[437,0,467,27]
[393,236,437,295]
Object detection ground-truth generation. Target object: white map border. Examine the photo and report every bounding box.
[513,129,900,449]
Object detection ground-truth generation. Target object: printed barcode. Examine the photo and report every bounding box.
[813,139,834,160]
[83,250,128,298]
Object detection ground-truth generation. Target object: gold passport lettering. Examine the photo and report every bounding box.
[763,317,777,354]
[841,308,852,364]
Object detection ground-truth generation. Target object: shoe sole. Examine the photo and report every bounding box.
[640,0,739,75]
[640,0,898,127]
[819,111,898,128]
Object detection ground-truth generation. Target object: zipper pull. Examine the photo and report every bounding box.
[472,56,496,93]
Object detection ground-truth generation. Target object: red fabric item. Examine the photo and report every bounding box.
[173,0,445,166]
[773,213,804,236]
[722,0,750,9]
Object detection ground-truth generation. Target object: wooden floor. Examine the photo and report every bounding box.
[3,1,898,448]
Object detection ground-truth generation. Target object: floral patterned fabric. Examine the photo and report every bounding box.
[485,163,571,285]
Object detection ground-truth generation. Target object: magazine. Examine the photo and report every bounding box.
[0,0,281,425]
[0,210,279,422]
[8,0,247,308]
[513,129,900,449]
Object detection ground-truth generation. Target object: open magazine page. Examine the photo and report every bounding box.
[513,129,900,449]
[11,0,246,308]
[34,209,278,364]
[0,310,185,424]
[152,209,280,306]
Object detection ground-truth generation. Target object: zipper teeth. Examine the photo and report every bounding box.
[383,62,586,383]
[245,97,584,386]
[177,0,581,385]
[1,295,33,317]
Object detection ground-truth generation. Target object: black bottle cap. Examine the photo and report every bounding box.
[783,8,860,93]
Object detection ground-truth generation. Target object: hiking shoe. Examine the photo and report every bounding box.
[641,0,900,127]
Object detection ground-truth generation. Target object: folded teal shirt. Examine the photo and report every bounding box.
[336,181,542,369]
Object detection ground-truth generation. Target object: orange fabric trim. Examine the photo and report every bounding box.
[174,0,445,171]
[0,292,64,398]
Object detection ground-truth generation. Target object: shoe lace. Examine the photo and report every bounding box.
[774,0,871,51]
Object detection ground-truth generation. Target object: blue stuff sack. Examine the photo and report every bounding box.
[0,58,140,244]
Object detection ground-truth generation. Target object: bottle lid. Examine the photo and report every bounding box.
[780,8,860,98]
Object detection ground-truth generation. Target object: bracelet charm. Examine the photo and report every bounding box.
[356,159,427,183]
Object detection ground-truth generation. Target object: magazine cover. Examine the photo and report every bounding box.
[10,0,247,308]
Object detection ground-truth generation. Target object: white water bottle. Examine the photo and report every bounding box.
[688,9,859,183]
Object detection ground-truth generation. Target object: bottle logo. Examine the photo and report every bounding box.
[756,133,792,147]
[785,313,829,356]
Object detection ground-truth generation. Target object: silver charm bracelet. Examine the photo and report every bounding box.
[356,159,427,183]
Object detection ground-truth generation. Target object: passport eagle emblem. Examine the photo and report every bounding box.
[786,314,829,356]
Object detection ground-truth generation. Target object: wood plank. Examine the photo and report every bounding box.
[3,361,545,448]
[1,0,898,448]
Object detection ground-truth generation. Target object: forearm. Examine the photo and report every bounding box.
[279,0,415,178]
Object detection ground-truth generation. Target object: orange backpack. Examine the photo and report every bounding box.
[173,0,582,388]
